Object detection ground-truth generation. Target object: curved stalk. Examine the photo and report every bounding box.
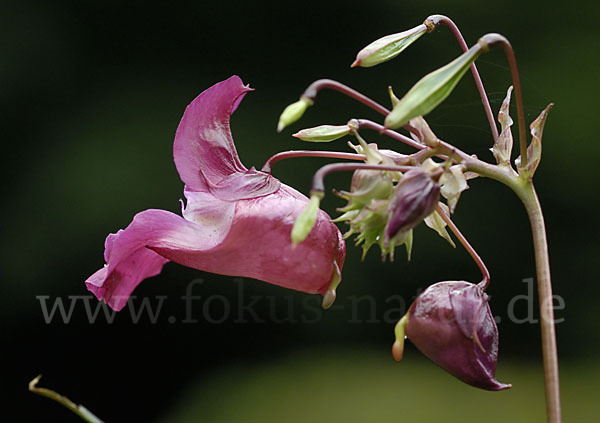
[479,34,528,166]
[426,14,499,141]
[435,204,490,288]
[261,150,365,173]
[302,79,391,116]
[311,163,413,194]
[29,375,105,423]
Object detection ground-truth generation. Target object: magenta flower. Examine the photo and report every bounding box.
[399,281,511,391]
[85,76,346,311]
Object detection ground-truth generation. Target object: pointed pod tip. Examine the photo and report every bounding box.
[322,289,336,309]
[277,121,285,133]
[350,60,360,68]
[392,340,404,361]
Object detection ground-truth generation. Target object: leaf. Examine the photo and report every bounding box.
[384,44,484,129]
[492,86,514,165]
[352,25,428,68]
[516,103,553,178]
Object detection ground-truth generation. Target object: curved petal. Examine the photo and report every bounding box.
[86,197,235,311]
[154,184,345,295]
[209,169,281,201]
[173,75,251,190]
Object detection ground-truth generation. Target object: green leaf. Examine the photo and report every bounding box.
[352,25,428,68]
[292,124,351,142]
[384,43,484,129]
[492,86,514,165]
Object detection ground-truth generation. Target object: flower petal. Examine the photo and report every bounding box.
[86,196,236,311]
[173,75,251,190]
[155,184,345,295]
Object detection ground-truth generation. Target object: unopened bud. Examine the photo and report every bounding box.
[277,96,314,132]
[293,124,351,142]
[291,193,323,246]
[384,168,440,243]
[402,281,511,391]
[352,25,428,68]
[384,43,484,129]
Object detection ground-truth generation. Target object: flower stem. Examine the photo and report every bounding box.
[479,34,528,166]
[355,119,426,151]
[435,204,490,288]
[514,181,561,423]
[29,375,105,423]
[299,80,419,135]
[302,79,390,116]
[311,162,413,194]
[426,14,499,141]
[261,150,365,173]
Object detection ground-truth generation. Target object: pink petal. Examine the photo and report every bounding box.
[87,186,345,310]
[173,75,251,191]
[155,184,345,295]
[86,193,236,311]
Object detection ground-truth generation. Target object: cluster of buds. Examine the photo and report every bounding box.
[270,12,548,392]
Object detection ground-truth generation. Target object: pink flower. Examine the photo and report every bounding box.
[402,281,510,390]
[86,76,346,311]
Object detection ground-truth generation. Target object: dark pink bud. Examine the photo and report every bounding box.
[384,168,440,243]
[395,281,511,391]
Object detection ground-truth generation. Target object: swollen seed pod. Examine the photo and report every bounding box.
[394,281,511,391]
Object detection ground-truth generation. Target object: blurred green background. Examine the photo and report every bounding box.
[2,0,599,421]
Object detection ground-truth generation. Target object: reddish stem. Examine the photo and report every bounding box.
[300,80,418,135]
[302,79,390,116]
[311,163,413,194]
[426,15,499,141]
[261,151,365,173]
[479,33,528,167]
[435,204,490,288]
[356,119,426,151]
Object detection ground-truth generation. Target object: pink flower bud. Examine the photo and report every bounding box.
[384,168,440,244]
[395,281,511,391]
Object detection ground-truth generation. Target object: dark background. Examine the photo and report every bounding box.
[2,0,599,421]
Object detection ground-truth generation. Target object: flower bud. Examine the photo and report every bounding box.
[351,25,428,68]
[291,193,323,246]
[293,124,351,142]
[277,96,314,132]
[384,43,484,129]
[394,281,511,391]
[384,168,440,244]
[337,169,394,209]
